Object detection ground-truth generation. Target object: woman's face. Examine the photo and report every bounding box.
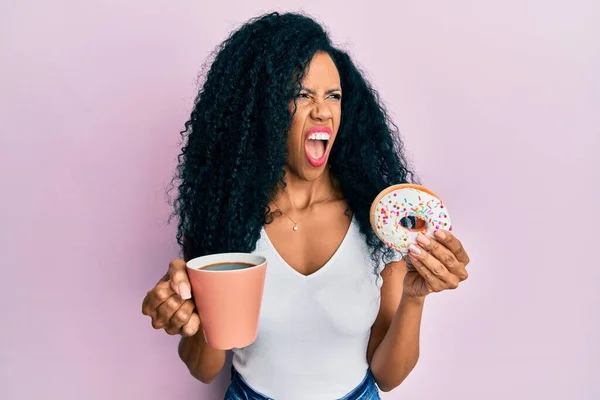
[286,51,342,181]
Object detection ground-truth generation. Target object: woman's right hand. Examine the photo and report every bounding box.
[142,259,201,337]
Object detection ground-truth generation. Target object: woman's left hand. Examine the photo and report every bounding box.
[403,230,470,298]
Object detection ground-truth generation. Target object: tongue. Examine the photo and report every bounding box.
[306,140,326,160]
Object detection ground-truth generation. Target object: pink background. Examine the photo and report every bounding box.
[1,1,599,399]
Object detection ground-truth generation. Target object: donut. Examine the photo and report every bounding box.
[369,184,452,255]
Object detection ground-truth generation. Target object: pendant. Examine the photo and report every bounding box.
[293,225,299,231]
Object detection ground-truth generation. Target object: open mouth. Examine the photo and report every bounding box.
[304,129,331,167]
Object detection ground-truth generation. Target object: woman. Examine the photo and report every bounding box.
[142,12,470,400]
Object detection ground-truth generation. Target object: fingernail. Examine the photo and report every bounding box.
[416,234,430,246]
[409,244,422,255]
[434,230,446,240]
[179,283,191,300]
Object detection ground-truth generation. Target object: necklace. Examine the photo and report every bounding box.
[271,186,336,231]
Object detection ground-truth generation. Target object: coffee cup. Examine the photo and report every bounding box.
[186,253,267,350]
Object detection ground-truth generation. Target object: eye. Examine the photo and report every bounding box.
[328,93,342,100]
[296,92,310,99]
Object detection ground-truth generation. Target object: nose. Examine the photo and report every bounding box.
[309,100,333,122]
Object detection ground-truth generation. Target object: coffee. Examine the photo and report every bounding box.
[202,262,256,271]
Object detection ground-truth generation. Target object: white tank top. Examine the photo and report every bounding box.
[232,217,385,399]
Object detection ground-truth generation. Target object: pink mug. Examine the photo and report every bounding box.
[186,253,267,350]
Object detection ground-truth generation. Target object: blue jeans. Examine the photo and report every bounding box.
[224,367,381,400]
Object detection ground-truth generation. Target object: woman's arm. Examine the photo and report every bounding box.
[367,260,425,392]
[368,230,470,391]
[142,259,228,384]
[178,327,227,383]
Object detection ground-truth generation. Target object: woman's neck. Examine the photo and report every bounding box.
[273,166,336,211]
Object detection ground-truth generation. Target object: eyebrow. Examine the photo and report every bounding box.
[300,86,342,94]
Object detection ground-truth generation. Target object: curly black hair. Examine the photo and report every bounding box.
[170,11,418,271]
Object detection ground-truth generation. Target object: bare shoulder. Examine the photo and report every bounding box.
[380,259,406,308]
[380,259,407,279]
